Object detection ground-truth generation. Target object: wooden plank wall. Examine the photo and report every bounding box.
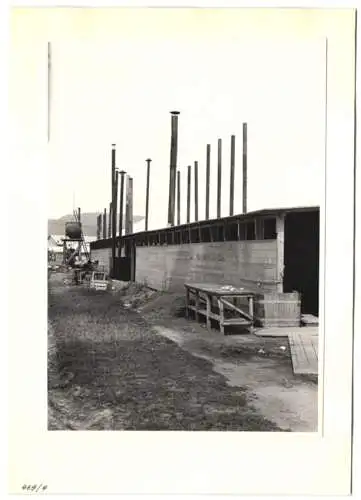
[91,247,112,273]
[135,240,278,292]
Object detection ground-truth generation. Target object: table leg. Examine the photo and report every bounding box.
[195,291,200,322]
[206,293,211,330]
[185,288,190,318]
[249,295,254,321]
[249,295,254,332]
[218,298,225,335]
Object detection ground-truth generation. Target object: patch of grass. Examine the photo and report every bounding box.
[48,278,283,431]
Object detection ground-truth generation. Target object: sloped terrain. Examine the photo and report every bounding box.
[48,274,281,431]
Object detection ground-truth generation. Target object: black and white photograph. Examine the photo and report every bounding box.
[8,5,356,496]
[46,35,323,432]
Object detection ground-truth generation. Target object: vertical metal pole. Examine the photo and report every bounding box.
[243,123,248,214]
[125,178,129,235]
[168,111,180,227]
[97,214,102,240]
[128,177,134,235]
[103,208,107,239]
[111,144,116,276]
[125,175,133,235]
[145,159,151,231]
[77,207,81,256]
[116,171,119,232]
[205,144,210,220]
[111,144,116,200]
[230,135,235,216]
[217,138,222,218]
[113,170,119,236]
[108,202,112,238]
[187,165,191,224]
[118,171,126,256]
[194,161,199,222]
[177,170,181,226]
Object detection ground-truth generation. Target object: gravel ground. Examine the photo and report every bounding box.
[48,272,281,431]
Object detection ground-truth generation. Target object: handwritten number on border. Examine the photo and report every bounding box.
[22,484,48,493]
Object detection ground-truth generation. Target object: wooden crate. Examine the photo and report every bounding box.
[254,292,301,328]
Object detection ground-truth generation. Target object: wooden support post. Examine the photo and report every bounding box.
[217,138,222,218]
[206,294,211,330]
[195,290,200,321]
[249,296,254,320]
[187,165,191,224]
[194,161,199,222]
[230,135,235,216]
[206,144,211,220]
[255,217,264,240]
[218,298,225,335]
[276,213,285,293]
[185,287,190,318]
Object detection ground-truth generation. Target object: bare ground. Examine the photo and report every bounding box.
[48,274,282,431]
[48,274,317,431]
[138,291,318,431]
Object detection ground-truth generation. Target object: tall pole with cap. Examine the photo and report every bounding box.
[111,144,117,275]
[168,111,180,227]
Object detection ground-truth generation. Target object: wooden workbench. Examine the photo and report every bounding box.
[184,282,255,334]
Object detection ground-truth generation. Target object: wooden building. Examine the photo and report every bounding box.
[90,205,320,324]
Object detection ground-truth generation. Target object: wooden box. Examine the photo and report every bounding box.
[254,291,301,328]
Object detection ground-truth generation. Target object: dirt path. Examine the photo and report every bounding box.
[150,325,318,432]
[48,273,282,431]
[138,293,318,432]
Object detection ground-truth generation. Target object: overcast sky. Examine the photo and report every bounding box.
[10,17,326,230]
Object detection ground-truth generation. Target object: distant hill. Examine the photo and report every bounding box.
[48,212,145,237]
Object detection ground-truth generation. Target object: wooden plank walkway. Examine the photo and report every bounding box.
[301,314,319,327]
[254,327,292,337]
[288,330,318,375]
[254,327,319,375]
